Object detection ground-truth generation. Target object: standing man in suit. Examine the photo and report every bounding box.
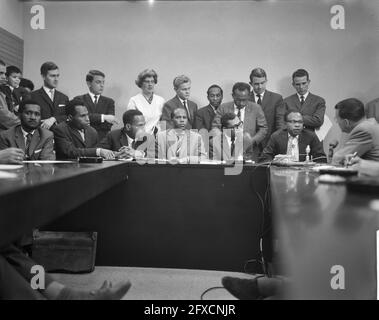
[0,99,55,160]
[212,82,268,161]
[283,69,326,131]
[54,99,114,160]
[333,98,379,164]
[30,62,69,130]
[74,70,118,141]
[0,59,20,131]
[160,75,198,130]
[261,111,326,162]
[249,68,284,150]
[194,84,223,131]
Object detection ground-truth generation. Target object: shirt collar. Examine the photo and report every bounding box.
[254,90,265,100]
[177,96,187,105]
[88,91,100,100]
[297,91,309,101]
[234,104,245,112]
[124,132,134,146]
[43,86,54,96]
[288,132,299,140]
[21,127,35,138]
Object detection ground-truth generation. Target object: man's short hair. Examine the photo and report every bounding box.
[19,78,35,91]
[0,59,5,66]
[249,68,267,82]
[123,109,143,125]
[66,98,85,117]
[207,84,223,96]
[171,107,187,119]
[335,98,365,122]
[221,112,237,128]
[18,99,41,114]
[284,110,302,122]
[292,69,309,81]
[40,62,59,76]
[232,82,250,94]
[135,69,158,88]
[86,70,105,82]
[6,66,21,76]
[173,75,190,90]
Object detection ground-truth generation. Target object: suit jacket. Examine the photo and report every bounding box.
[194,104,217,131]
[54,121,99,159]
[160,96,198,130]
[0,125,55,160]
[156,129,206,160]
[283,93,326,130]
[30,87,69,123]
[261,128,326,162]
[98,128,155,158]
[0,85,20,112]
[365,98,379,123]
[332,118,379,164]
[0,92,20,131]
[209,131,244,161]
[74,94,115,139]
[249,90,284,148]
[212,101,268,161]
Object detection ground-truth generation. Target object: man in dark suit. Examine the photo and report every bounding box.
[261,111,326,162]
[212,82,268,161]
[74,70,118,141]
[54,99,114,160]
[30,62,69,131]
[0,99,55,160]
[0,65,22,113]
[0,59,20,131]
[99,109,154,159]
[248,68,284,149]
[333,98,379,164]
[194,84,223,131]
[283,69,326,131]
[160,75,198,130]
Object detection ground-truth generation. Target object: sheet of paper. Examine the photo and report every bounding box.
[315,114,332,141]
[0,170,18,179]
[0,164,23,170]
[23,160,76,164]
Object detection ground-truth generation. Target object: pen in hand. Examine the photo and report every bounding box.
[345,152,358,167]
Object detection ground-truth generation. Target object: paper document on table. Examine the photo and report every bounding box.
[23,160,76,164]
[315,114,332,141]
[0,164,23,170]
[0,170,18,179]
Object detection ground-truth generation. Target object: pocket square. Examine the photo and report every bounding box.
[34,149,42,154]
[58,104,66,107]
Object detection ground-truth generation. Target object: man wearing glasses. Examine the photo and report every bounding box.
[212,82,267,162]
[261,111,326,162]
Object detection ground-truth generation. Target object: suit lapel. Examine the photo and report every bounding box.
[40,87,54,113]
[243,104,253,132]
[28,129,41,158]
[85,93,96,113]
[120,129,129,148]
[279,131,289,154]
[300,93,312,113]
[68,124,85,147]
[14,126,25,150]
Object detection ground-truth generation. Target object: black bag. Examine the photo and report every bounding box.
[31,230,97,273]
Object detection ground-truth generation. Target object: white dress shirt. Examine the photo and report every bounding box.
[253,90,265,104]
[21,127,35,147]
[233,104,245,123]
[88,91,105,123]
[297,91,309,103]
[286,133,299,161]
[43,86,55,101]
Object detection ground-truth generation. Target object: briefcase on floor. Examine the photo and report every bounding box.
[31,230,97,273]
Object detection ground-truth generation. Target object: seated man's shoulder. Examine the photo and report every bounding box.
[196,105,210,115]
[217,101,233,113]
[39,127,54,138]
[163,97,177,108]
[283,93,297,102]
[101,95,115,104]
[309,92,325,103]
[266,90,283,100]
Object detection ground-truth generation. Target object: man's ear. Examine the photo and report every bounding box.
[125,123,132,131]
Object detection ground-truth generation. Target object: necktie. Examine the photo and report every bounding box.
[237,108,241,121]
[49,89,54,101]
[183,100,190,121]
[176,134,184,157]
[300,95,305,105]
[256,94,262,105]
[230,131,236,158]
[94,95,98,106]
[25,133,33,157]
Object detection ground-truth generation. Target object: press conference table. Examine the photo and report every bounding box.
[1,161,378,299]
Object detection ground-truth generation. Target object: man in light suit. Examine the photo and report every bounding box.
[156,108,206,162]
[283,69,326,131]
[261,111,326,163]
[365,97,379,123]
[0,59,20,131]
[30,62,69,131]
[74,70,118,141]
[212,82,268,161]
[160,75,198,129]
[333,98,379,164]
[248,68,284,149]
[194,84,223,131]
[54,99,114,160]
[0,99,55,160]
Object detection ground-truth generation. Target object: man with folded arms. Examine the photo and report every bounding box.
[54,98,114,160]
[0,99,55,160]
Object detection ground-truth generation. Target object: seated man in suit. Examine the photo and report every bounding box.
[0,99,55,160]
[249,68,284,150]
[0,65,22,113]
[212,82,268,162]
[31,62,69,130]
[156,108,206,163]
[261,111,326,163]
[210,113,244,161]
[194,84,223,131]
[160,75,198,129]
[333,98,379,164]
[283,69,326,131]
[99,109,154,159]
[74,70,118,141]
[0,59,20,131]
[54,99,114,160]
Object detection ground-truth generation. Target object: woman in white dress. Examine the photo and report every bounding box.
[127,69,165,135]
